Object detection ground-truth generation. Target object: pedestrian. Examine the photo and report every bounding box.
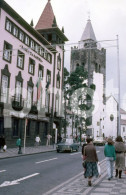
[46,133,52,146]
[0,135,2,151]
[104,137,116,180]
[1,135,6,152]
[114,136,126,178]
[35,135,41,146]
[16,137,22,154]
[83,137,99,186]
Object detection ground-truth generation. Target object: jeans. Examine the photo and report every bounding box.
[106,157,114,178]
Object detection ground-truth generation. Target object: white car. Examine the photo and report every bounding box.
[93,137,106,146]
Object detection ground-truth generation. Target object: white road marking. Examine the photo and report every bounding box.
[35,158,58,164]
[0,173,39,187]
[0,170,6,173]
[70,152,81,155]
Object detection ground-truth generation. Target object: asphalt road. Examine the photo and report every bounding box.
[0,146,105,195]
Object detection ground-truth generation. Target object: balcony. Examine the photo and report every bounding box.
[30,102,38,114]
[11,96,24,111]
[45,106,51,116]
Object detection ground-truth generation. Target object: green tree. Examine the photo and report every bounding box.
[63,67,70,137]
[68,66,95,136]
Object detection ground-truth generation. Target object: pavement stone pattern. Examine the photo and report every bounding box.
[0,145,56,159]
[44,160,126,195]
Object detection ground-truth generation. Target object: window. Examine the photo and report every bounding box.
[44,50,47,60]
[45,91,50,111]
[30,40,34,50]
[55,93,59,114]
[13,119,19,137]
[13,26,18,37]
[123,127,125,132]
[15,81,22,102]
[1,75,9,103]
[57,54,61,70]
[27,86,33,108]
[19,31,24,42]
[17,50,24,69]
[95,63,98,73]
[37,88,42,110]
[26,120,30,136]
[39,47,43,56]
[38,65,44,79]
[5,19,12,32]
[47,53,52,63]
[35,44,39,53]
[28,58,35,75]
[46,70,51,83]
[3,41,12,62]
[25,35,29,46]
[56,73,60,88]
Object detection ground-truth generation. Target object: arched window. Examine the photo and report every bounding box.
[95,63,98,73]
[99,65,101,73]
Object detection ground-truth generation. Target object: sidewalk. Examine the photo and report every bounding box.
[44,159,126,195]
[0,145,56,159]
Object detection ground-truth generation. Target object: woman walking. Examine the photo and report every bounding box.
[83,137,99,186]
[104,137,116,180]
[114,136,126,178]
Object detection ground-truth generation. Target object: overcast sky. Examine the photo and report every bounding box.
[5,0,126,109]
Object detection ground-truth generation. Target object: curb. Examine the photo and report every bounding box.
[0,149,56,160]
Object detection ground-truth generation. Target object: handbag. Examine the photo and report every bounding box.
[97,162,101,176]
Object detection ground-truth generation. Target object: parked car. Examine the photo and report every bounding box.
[93,137,106,146]
[56,138,79,153]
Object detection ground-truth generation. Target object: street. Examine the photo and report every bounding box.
[0,146,105,195]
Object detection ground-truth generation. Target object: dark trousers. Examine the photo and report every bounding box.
[18,146,22,154]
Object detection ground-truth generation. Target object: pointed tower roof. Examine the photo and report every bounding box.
[81,19,96,42]
[35,0,68,42]
[35,0,55,30]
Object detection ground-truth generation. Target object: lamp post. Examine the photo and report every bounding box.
[117,35,121,136]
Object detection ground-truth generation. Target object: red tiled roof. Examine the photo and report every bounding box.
[35,1,55,30]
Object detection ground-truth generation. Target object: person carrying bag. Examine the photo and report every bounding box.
[16,137,22,154]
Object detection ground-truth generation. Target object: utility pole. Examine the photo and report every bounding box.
[117,35,121,136]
